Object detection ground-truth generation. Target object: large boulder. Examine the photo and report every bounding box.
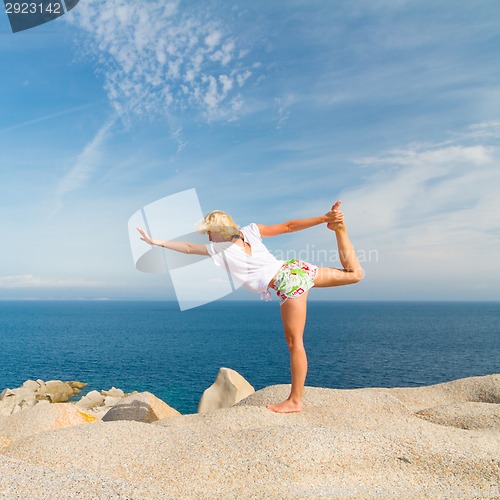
[198,367,254,413]
[36,380,75,403]
[101,391,180,423]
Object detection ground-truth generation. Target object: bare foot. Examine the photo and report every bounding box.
[266,399,303,413]
[326,200,344,231]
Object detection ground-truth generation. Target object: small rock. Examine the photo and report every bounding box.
[21,380,40,392]
[101,387,125,398]
[35,381,49,400]
[68,381,87,390]
[14,388,37,406]
[0,388,15,401]
[76,390,105,409]
[102,391,180,423]
[42,380,75,403]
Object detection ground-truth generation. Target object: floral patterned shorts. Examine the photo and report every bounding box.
[272,259,318,306]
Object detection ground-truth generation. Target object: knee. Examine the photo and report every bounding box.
[285,337,305,350]
[352,267,364,283]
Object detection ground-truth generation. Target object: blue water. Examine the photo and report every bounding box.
[0,301,498,415]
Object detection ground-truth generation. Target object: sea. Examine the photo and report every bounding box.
[0,300,498,415]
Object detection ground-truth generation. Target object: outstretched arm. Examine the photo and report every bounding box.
[257,200,343,238]
[136,227,209,255]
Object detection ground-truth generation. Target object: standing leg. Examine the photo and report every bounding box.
[266,292,308,413]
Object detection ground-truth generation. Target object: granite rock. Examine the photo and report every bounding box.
[198,367,254,413]
[0,402,96,443]
[0,374,498,499]
[101,391,180,423]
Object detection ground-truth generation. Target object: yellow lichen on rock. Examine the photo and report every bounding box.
[0,435,12,449]
[76,410,97,423]
[0,402,100,444]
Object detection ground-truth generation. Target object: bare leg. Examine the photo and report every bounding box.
[266,292,308,413]
[315,204,364,287]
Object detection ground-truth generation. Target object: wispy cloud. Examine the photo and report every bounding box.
[66,1,255,123]
[346,131,499,238]
[0,102,97,135]
[452,121,500,142]
[274,93,296,129]
[0,274,105,288]
[52,117,115,215]
[356,144,492,167]
[334,123,500,291]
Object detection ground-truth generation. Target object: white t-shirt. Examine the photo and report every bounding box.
[205,223,285,300]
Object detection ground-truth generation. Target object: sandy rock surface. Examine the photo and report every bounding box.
[0,374,498,499]
[415,401,500,430]
[0,402,96,443]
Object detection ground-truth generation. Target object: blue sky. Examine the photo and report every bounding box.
[1,0,499,302]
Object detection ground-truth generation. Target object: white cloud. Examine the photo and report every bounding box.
[348,139,498,235]
[452,121,500,141]
[356,144,492,168]
[0,102,97,135]
[274,93,297,129]
[325,125,500,297]
[0,275,105,288]
[66,1,254,122]
[205,31,221,50]
[52,117,115,215]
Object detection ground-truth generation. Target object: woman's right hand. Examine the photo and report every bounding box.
[324,200,345,231]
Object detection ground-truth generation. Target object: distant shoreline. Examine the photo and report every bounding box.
[0,298,499,303]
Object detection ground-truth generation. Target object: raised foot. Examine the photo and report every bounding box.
[327,222,343,231]
[326,200,345,231]
[265,399,303,413]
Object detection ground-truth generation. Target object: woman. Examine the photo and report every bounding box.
[136,200,363,414]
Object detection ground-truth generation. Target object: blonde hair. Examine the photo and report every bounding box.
[197,210,240,240]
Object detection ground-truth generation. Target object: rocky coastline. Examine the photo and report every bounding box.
[0,372,498,498]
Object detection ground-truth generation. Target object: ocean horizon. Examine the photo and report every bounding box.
[0,300,498,415]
